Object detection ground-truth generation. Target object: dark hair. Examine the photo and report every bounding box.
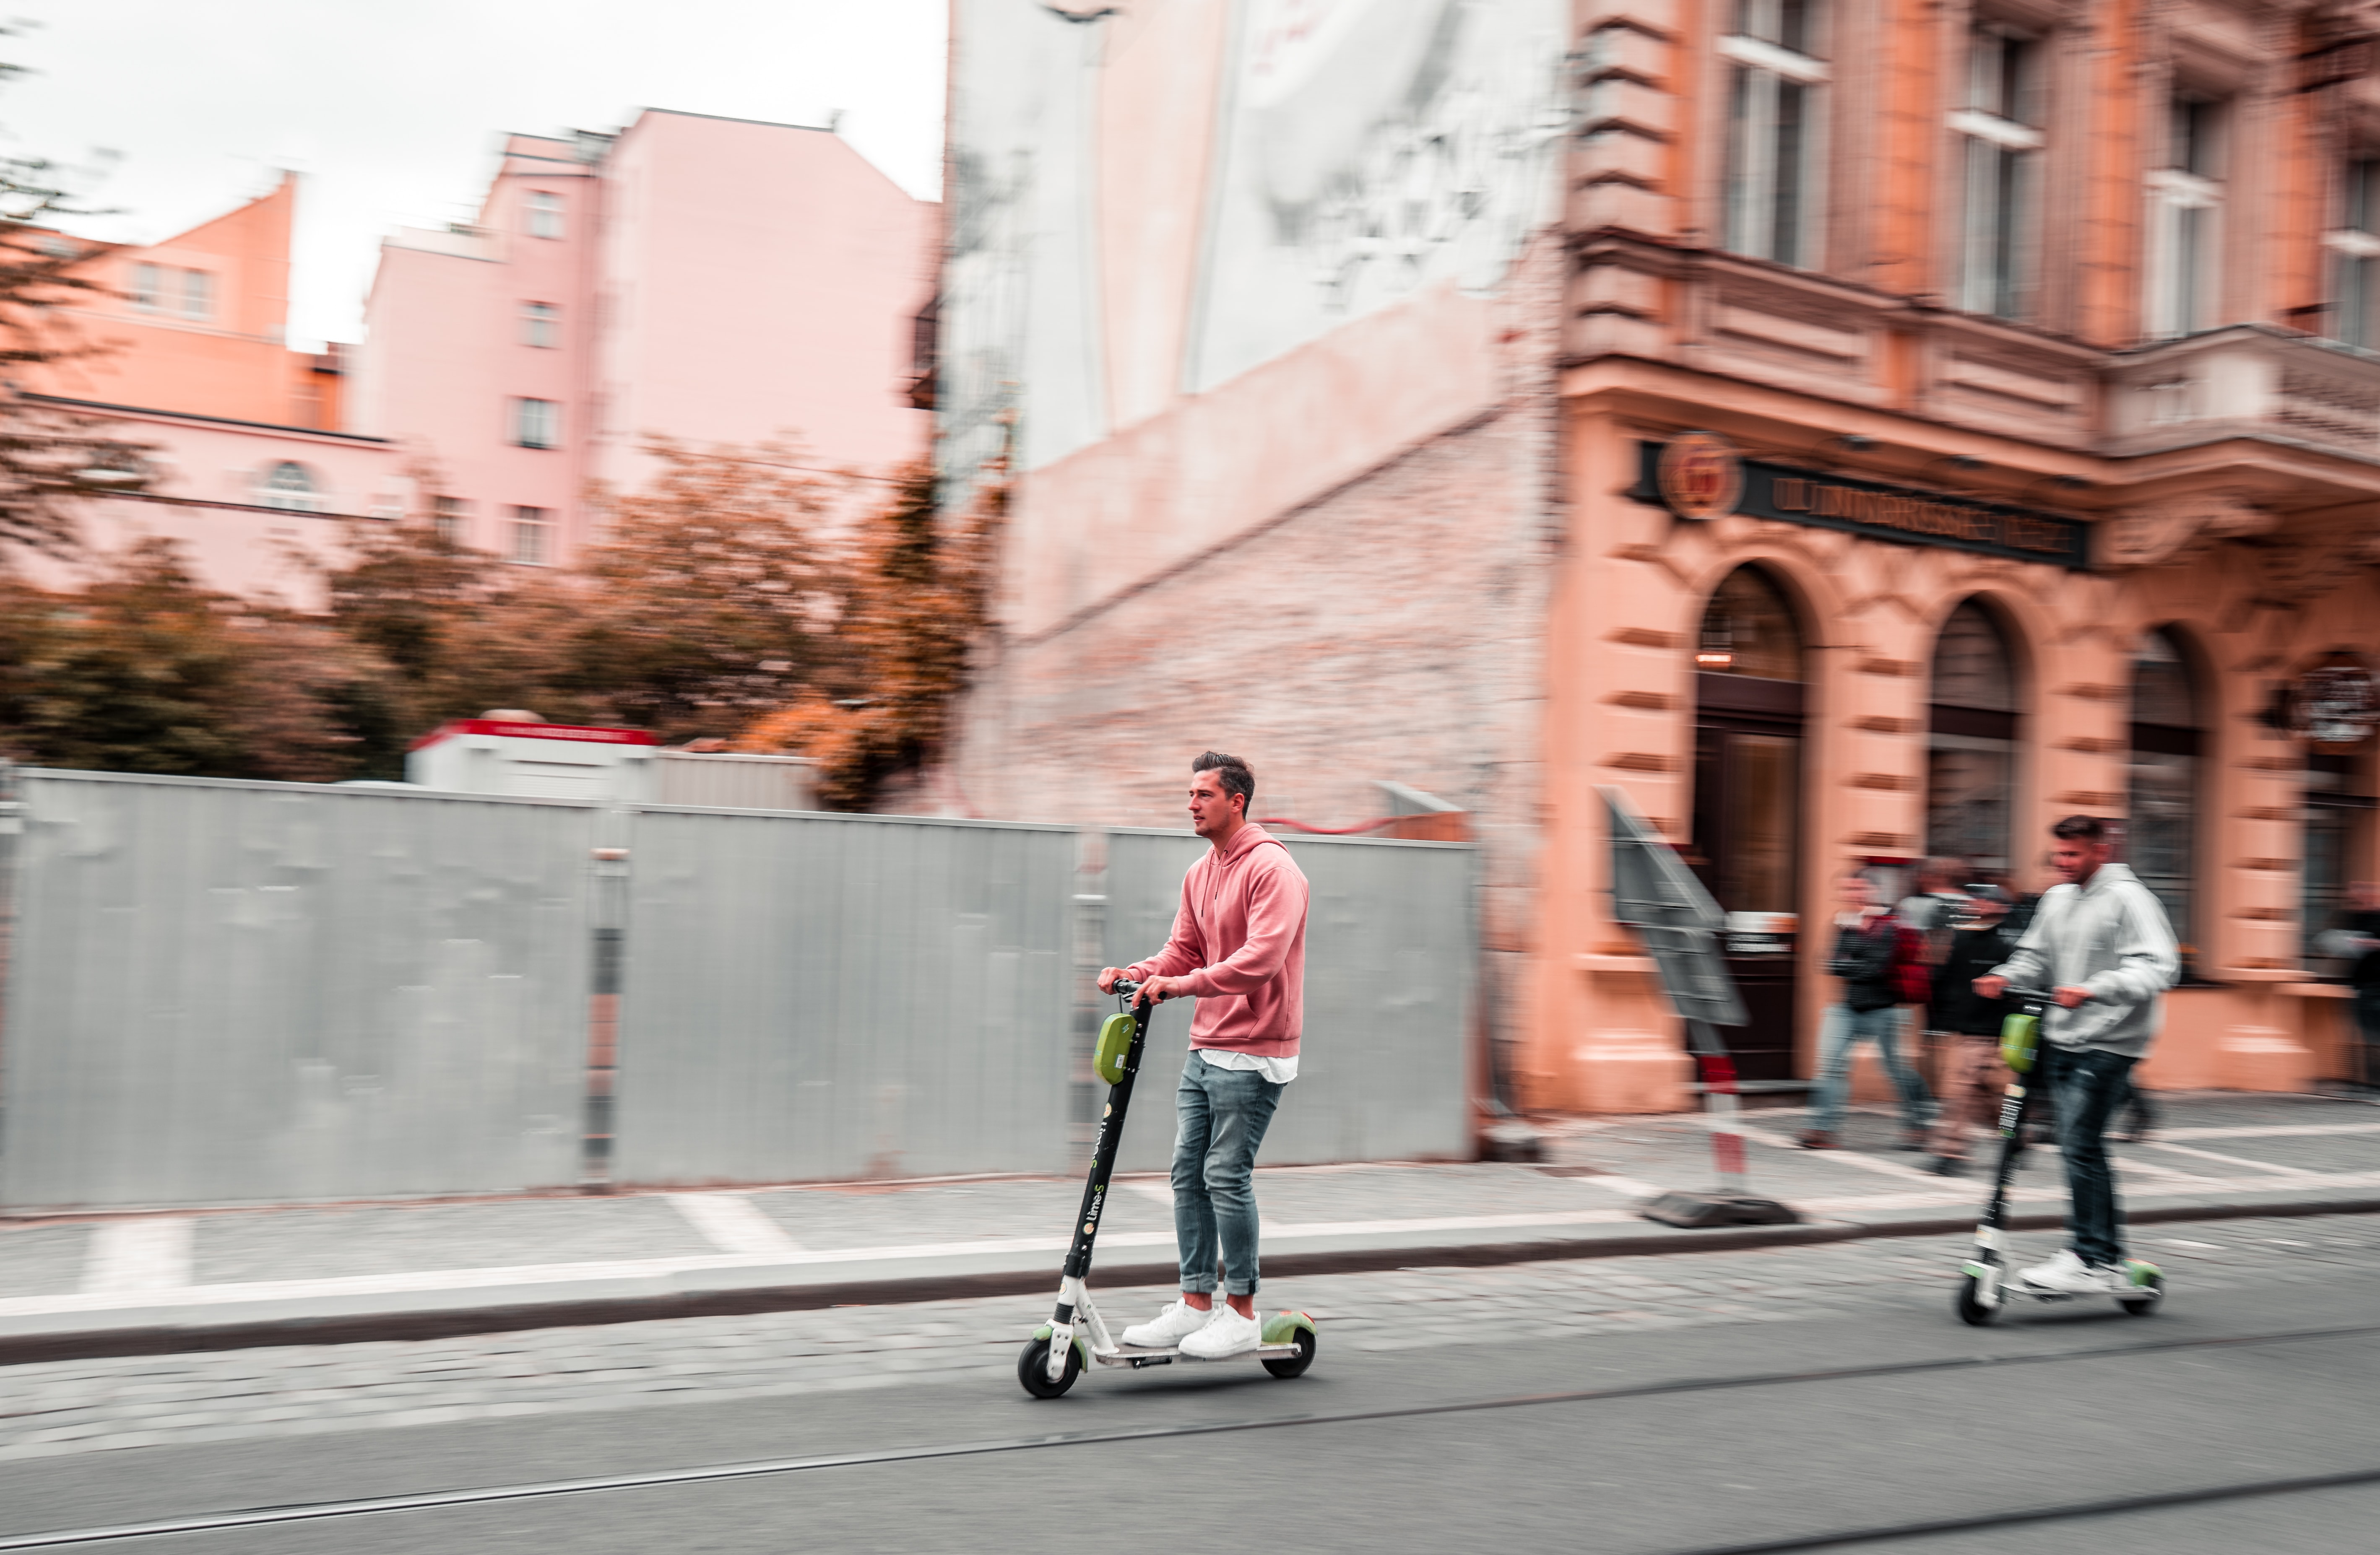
[2050,814,2108,843]
[1191,750,1254,811]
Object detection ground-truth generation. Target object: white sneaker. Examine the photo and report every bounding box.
[1179,1304,1262,1359]
[2018,1248,2120,1294]
[1120,1299,1215,1349]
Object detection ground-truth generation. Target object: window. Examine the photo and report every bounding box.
[257,461,326,513]
[510,505,552,565]
[1953,24,2045,319]
[524,190,564,239]
[180,269,213,322]
[2326,159,2380,348]
[2147,95,2224,338]
[511,397,560,448]
[521,301,560,348]
[1927,601,2020,871]
[1695,564,1805,680]
[1721,0,1829,268]
[431,496,470,543]
[130,262,163,311]
[2303,753,2368,971]
[2128,628,2201,968]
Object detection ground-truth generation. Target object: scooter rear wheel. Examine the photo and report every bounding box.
[2119,1270,2164,1317]
[1016,1334,1081,1398]
[1262,1324,1317,1378]
[1955,1273,1997,1327]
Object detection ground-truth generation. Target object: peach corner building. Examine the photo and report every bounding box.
[932,0,2380,1113]
[30,109,931,600]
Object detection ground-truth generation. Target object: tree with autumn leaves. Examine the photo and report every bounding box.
[0,442,1000,808]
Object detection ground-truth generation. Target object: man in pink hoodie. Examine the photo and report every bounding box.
[1098,750,1310,1360]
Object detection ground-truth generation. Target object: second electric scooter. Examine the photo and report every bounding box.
[1956,984,2164,1325]
[1017,976,1317,1398]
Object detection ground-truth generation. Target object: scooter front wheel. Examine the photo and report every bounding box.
[1016,1334,1081,1398]
[1955,1273,1997,1327]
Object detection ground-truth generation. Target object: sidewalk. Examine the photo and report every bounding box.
[1,1090,2373,1365]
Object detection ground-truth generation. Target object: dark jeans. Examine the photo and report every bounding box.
[1170,1051,1286,1297]
[2044,1045,2137,1267]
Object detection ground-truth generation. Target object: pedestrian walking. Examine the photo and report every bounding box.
[2321,880,2380,1089]
[1896,855,1967,1088]
[1975,814,2180,1294]
[1922,885,2023,1176]
[1801,870,1935,1150]
[1098,751,1310,1361]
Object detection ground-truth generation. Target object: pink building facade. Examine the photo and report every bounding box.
[351,110,934,569]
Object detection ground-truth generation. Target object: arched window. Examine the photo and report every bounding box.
[2129,628,2200,962]
[1690,565,1807,1082]
[257,461,325,513]
[1927,600,2019,872]
[1695,566,1805,680]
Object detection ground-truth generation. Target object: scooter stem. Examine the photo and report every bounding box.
[1063,984,1155,1280]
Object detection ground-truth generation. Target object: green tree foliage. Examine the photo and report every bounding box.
[0,539,371,780]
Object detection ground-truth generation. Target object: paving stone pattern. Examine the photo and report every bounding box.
[6,1215,2380,1464]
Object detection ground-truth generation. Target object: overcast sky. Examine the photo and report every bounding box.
[6,0,947,350]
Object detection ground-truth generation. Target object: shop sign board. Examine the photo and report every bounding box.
[2292,654,2380,747]
[1634,441,2090,569]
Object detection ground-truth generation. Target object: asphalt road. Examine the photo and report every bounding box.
[3,1223,2377,1553]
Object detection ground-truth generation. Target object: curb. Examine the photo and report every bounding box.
[9,1197,2380,1367]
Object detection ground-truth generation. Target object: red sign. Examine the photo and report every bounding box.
[408,719,660,753]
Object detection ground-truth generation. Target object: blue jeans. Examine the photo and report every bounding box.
[1807,1003,1934,1137]
[2044,1044,2137,1267]
[1171,1051,1285,1296]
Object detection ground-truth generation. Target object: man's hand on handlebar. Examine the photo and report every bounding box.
[1098,968,1186,1007]
[1131,975,1188,1007]
[1972,974,2008,1000]
[2052,984,2091,1009]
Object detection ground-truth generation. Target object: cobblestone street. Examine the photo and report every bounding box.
[7,1212,2379,1466]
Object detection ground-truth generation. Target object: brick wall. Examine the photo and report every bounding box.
[942,238,1570,1090]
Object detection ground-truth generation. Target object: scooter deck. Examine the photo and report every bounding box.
[1100,1341,1303,1366]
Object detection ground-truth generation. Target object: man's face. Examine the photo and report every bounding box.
[1187,770,1243,839]
[1839,874,1874,911]
[2050,837,2114,885]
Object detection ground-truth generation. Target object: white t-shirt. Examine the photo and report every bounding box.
[1195,1047,1298,1085]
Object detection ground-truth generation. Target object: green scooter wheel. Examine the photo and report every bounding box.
[1017,1333,1080,1398]
[1955,1272,1996,1327]
[2119,1267,2164,1317]
[1262,1322,1318,1378]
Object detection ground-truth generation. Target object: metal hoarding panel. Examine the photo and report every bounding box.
[1101,829,1475,1173]
[610,809,1074,1184]
[0,772,595,1210]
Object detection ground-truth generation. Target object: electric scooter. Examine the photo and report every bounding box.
[1017,976,1317,1398]
[1956,985,2164,1325]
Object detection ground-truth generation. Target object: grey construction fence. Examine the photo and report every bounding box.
[0,769,1476,1211]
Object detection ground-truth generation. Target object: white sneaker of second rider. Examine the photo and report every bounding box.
[1120,1298,1216,1349]
[1179,1304,1262,1359]
[2019,1248,2128,1294]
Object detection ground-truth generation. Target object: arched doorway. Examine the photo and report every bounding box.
[2129,628,2201,971]
[1688,566,1806,1082]
[1927,600,2020,874]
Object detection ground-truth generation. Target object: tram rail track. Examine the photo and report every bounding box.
[5,1317,2377,1550]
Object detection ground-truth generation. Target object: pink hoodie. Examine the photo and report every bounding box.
[1126,823,1309,1057]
